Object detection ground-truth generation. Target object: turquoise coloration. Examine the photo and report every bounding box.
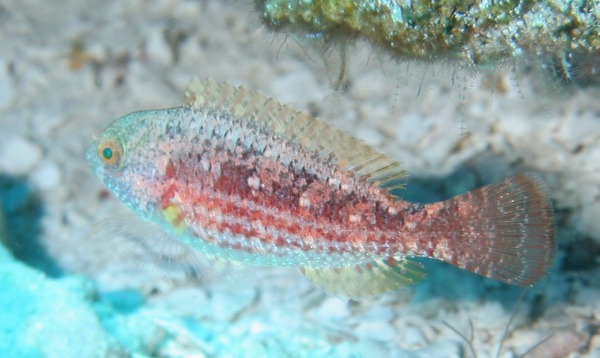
[102,147,113,160]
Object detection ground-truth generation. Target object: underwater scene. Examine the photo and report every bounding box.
[1,1,599,357]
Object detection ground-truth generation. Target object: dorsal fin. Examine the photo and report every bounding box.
[184,77,408,190]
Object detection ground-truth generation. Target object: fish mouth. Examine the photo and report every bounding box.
[86,140,101,174]
[86,140,114,184]
[86,139,97,158]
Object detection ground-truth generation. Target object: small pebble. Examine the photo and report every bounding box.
[0,61,14,110]
[354,321,396,342]
[350,70,392,100]
[32,109,65,137]
[556,113,599,151]
[0,204,8,249]
[395,112,432,148]
[494,112,536,141]
[147,286,209,317]
[0,178,33,213]
[579,201,600,243]
[316,297,349,321]
[146,26,173,65]
[413,339,462,358]
[355,125,385,147]
[0,136,43,176]
[399,325,427,349]
[30,163,61,191]
[270,69,324,109]
[362,306,395,321]
[336,338,390,358]
[209,288,256,322]
[528,330,586,358]
[420,125,463,170]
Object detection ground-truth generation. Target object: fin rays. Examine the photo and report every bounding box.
[184,77,407,190]
[91,214,209,286]
[301,257,426,299]
[444,173,555,286]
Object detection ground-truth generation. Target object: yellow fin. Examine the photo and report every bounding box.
[301,257,426,299]
[184,77,408,190]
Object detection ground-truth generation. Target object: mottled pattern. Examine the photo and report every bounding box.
[257,0,600,84]
[88,79,555,295]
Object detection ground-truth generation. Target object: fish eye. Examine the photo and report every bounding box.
[97,138,124,170]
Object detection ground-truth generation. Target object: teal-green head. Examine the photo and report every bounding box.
[87,108,186,221]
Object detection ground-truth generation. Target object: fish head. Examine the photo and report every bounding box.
[87,108,184,221]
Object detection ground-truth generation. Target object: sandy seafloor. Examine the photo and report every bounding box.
[1,1,600,357]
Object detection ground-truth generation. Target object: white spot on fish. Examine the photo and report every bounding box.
[247,176,260,190]
[348,214,361,223]
[299,196,311,208]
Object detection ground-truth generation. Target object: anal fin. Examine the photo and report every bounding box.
[301,257,426,299]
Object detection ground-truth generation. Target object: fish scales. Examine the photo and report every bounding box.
[112,107,418,264]
[88,78,555,298]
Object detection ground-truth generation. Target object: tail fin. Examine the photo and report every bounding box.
[439,173,555,286]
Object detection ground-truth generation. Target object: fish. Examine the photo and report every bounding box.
[87,77,555,298]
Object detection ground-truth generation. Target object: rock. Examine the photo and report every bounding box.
[0,245,112,357]
[30,162,61,191]
[128,62,181,107]
[0,176,35,213]
[412,340,462,358]
[337,338,390,358]
[270,69,325,109]
[99,289,146,314]
[316,297,349,321]
[147,286,209,317]
[98,306,213,357]
[0,61,14,110]
[389,340,462,358]
[146,25,173,65]
[0,226,203,357]
[0,204,7,248]
[556,113,599,151]
[208,288,257,322]
[350,70,393,100]
[527,330,586,358]
[579,201,600,243]
[399,325,427,349]
[31,108,65,138]
[0,136,43,176]
[355,321,397,342]
[362,306,396,321]
[420,123,463,172]
[395,111,432,148]
[355,124,385,147]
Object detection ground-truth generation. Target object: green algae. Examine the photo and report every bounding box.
[257,0,600,84]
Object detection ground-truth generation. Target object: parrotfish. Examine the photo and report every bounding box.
[87,78,555,298]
